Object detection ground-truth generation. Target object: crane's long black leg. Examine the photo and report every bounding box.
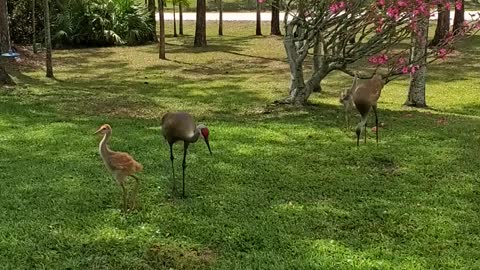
[356,127,360,147]
[169,143,176,195]
[373,105,379,145]
[182,143,189,198]
[364,121,367,144]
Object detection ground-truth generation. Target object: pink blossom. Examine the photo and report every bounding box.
[368,54,389,65]
[410,65,420,74]
[401,66,409,74]
[377,0,385,7]
[387,7,399,20]
[438,48,448,59]
[329,1,346,14]
[397,0,408,7]
[455,0,463,10]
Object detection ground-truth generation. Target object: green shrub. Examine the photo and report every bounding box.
[53,0,153,47]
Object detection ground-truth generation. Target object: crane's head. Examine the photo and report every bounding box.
[94,124,112,135]
[197,124,212,154]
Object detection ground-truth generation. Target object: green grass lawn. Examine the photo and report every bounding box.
[2,21,480,269]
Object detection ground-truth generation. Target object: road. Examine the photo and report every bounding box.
[159,11,480,23]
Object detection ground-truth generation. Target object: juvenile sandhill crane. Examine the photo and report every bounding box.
[95,124,143,212]
[161,112,212,197]
[340,73,384,146]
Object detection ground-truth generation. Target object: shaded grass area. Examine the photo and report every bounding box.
[2,21,480,269]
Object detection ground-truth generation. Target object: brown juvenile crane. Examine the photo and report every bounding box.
[161,112,212,197]
[340,73,384,146]
[95,124,143,212]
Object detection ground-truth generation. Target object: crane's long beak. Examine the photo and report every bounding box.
[94,128,102,135]
[205,139,212,155]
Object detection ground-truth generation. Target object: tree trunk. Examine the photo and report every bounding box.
[32,0,38,53]
[158,0,166,59]
[270,0,281,35]
[194,0,207,47]
[0,0,11,53]
[44,0,53,78]
[282,24,329,105]
[256,1,262,35]
[179,2,183,35]
[0,65,15,86]
[148,0,156,41]
[405,15,429,108]
[431,4,450,46]
[218,0,223,36]
[173,2,178,37]
[312,33,322,93]
[453,0,465,34]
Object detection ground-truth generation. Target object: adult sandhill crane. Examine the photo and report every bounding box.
[340,73,384,146]
[161,112,212,197]
[95,124,143,212]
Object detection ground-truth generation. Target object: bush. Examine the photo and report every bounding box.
[53,0,154,47]
[8,0,44,45]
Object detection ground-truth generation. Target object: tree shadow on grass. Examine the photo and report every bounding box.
[2,97,480,268]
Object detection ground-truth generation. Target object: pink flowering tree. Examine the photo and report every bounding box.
[280,0,480,105]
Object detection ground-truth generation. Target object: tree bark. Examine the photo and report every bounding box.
[218,0,223,36]
[32,0,38,53]
[0,0,11,53]
[158,0,166,59]
[179,2,183,35]
[405,15,429,108]
[270,0,281,35]
[431,4,450,46]
[256,1,262,35]
[194,0,207,47]
[453,0,465,34]
[282,23,329,105]
[173,2,178,37]
[44,0,53,78]
[148,0,156,41]
[0,65,14,86]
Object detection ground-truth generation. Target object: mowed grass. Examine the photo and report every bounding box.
[2,21,480,269]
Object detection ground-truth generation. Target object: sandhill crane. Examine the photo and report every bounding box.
[95,124,143,212]
[161,112,212,197]
[340,73,384,146]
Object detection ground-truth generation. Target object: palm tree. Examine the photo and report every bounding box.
[431,4,450,46]
[173,0,178,37]
[270,0,281,35]
[32,0,38,53]
[194,0,206,47]
[158,0,165,59]
[44,0,53,78]
[0,0,11,53]
[256,0,262,35]
[218,0,223,35]
[179,1,184,35]
[453,0,465,34]
[148,0,156,41]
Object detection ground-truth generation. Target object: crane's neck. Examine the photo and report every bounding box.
[99,132,112,159]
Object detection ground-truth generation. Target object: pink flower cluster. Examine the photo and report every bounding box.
[368,54,389,65]
[437,48,448,59]
[329,1,346,14]
[401,65,420,74]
